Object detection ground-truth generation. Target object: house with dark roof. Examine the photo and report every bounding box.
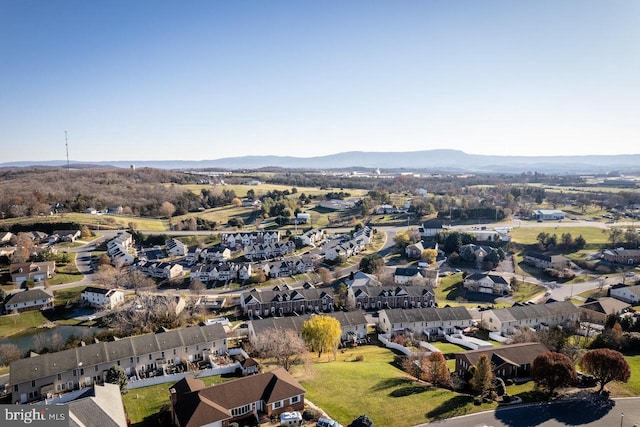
[170,367,305,427]
[480,301,580,336]
[166,238,188,257]
[348,285,435,311]
[463,273,511,295]
[524,252,570,270]
[393,267,425,285]
[2,288,53,313]
[377,306,474,337]
[455,342,550,379]
[10,324,227,403]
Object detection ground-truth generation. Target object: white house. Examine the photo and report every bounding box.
[80,286,125,310]
[3,289,54,313]
[480,301,580,336]
[166,238,187,257]
[463,273,511,295]
[610,284,640,305]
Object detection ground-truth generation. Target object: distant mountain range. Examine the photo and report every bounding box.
[2,150,640,173]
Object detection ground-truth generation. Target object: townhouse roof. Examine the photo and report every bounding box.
[489,301,579,323]
[10,324,226,385]
[242,288,334,305]
[381,306,472,324]
[351,285,434,299]
[250,311,369,336]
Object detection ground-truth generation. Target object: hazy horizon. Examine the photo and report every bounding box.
[2,1,639,162]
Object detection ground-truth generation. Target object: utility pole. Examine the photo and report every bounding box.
[65,131,70,172]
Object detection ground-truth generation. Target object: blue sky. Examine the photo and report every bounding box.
[1,0,639,162]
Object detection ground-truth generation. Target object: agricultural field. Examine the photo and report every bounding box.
[175,183,369,199]
[0,213,169,231]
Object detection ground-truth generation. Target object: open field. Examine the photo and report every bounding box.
[53,286,86,307]
[298,345,496,426]
[0,213,169,231]
[175,183,369,199]
[509,226,611,245]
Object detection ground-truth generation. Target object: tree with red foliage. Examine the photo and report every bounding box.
[579,348,631,393]
[531,351,577,395]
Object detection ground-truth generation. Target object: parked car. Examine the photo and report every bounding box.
[317,417,343,427]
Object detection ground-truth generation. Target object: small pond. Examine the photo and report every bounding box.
[0,324,104,353]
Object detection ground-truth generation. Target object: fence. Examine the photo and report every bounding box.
[489,332,509,343]
[127,362,241,390]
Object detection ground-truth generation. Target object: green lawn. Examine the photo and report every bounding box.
[122,375,233,426]
[512,282,546,302]
[53,286,86,307]
[0,310,49,338]
[429,342,469,354]
[48,272,84,286]
[298,345,496,426]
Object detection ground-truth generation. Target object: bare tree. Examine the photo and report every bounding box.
[252,328,308,371]
[159,201,176,218]
[0,344,22,366]
[111,293,188,336]
[189,279,206,295]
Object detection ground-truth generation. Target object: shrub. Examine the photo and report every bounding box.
[354,355,364,362]
[302,410,315,421]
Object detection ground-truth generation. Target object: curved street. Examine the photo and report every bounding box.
[415,396,640,427]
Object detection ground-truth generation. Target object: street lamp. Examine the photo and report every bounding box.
[621,412,624,427]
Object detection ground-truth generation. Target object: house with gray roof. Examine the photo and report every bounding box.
[10,324,227,403]
[580,297,630,324]
[602,249,640,265]
[455,342,550,379]
[610,284,640,304]
[2,288,53,313]
[248,311,369,344]
[480,301,580,336]
[65,383,128,427]
[377,306,473,337]
[393,267,425,285]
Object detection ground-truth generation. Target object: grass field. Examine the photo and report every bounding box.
[512,282,546,302]
[0,213,169,231]
[0,310,49,337]
[298,345,496,426]
[509,226,610,245]
[175,183,369,199]
[123,375,227,426]
[53,286,86,307]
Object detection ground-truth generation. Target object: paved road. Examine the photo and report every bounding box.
[415,397,640,427]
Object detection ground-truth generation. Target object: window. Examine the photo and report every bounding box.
[80,369,84,375]
[73,370,77,376]
[95,366,98,372]
[57,374,61,381]
[273,401,282,409]
[161,352,165,358]
[14,385,18,392]
[31,380,35,387]
[291,395,300,404]
[149,354,152,361]
[117,360,121,366]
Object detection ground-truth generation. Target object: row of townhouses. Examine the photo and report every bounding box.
[243,241,296,260]
[132,259,185,279]
[10,323,227,403]
[480,301,580,335]
[220,231,280,249]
